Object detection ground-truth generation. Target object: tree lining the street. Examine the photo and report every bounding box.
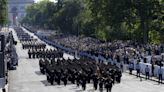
[0,0,8,28]
[22,0,164,44]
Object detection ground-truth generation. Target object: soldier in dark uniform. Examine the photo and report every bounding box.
[71,70,76,84]
[28,49,32,59]
[93,74,98,90]
[41,49,45,58]
[39,59,44,74]
[56,70,61,85]
[36,49,39,58]
[105,77,113,92]
[145,65,150,80]
[49,69,55,85]
[75,72,80,87]
[22,43,25,49]
[62,71,68,86]
[111,70,115,84]
[99,78,104,92]
[144,57,147,63]
[87,70,92,83]
[116,55,120,63]
[32,49,36,59]
[81,73,87,90]
[116,70,122,83]
[46,69,50,83]
[37,49,41,58]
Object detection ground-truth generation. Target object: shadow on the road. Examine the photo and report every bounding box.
[75,89,83,92]
[56,86,64,88]
[41,80,53,86]
[35,71,43,75]
[41,80,76,87]
[154,83,162,85]
[87,89,95,92]
[69,86,79,90]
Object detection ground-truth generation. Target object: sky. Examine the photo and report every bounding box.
[34,0,57,3]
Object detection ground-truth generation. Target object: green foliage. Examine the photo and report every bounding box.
[22,0,164,43]
[22,0,57,29]
[53,0,82,34]
[0,0,8,26]
[149,30,160,44]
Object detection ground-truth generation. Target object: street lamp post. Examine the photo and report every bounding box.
[0,35,6,92]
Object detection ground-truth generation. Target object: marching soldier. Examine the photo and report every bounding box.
[76,72,80,87]
[39,59,43,72]
[105,77,113,92]
[32,49,36,59]
[36,49,39,58]
[28,49,32,59]
[81,74,87,90]
[56,70,61,85]
[93,74,98,90]
[116,69,122,83]
[49,69,55,85]
[62,71,68,86]
[99,78,104,92]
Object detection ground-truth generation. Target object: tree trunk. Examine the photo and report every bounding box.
[141,20,148,44]
[144,21,149,44]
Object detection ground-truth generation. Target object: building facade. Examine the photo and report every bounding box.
[8,0,34,26]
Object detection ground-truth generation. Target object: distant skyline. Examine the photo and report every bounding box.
[34,0,57,3]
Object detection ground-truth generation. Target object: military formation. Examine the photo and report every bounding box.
[14,27,123,92]
[28,49,63,59]
[39,57,122,92]
[14,27,34,42]
[13,26,164,92]
[22,41,46,50]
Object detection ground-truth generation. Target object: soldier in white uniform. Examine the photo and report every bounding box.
[158,66,163,84]
[145,65,150,80]
[136,61,141,77]
[129,62,134,74]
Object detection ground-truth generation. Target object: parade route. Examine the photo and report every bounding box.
[1,0,164,92]
[6,28,164,92]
